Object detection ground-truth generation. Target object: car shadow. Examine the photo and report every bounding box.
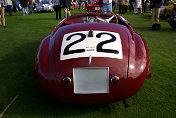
[0,40,123,117]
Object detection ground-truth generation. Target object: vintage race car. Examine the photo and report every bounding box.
[34,11,151,105]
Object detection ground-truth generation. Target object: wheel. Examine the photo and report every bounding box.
[96,11,118,24]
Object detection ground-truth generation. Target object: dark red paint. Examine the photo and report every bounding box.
[34,12,151,104]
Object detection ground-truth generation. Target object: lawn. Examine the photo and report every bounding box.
[0,9,176,118]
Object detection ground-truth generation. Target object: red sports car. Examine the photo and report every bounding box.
[87,0,103,13]
[34,11,151,106]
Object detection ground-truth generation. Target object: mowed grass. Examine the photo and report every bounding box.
[0,9,175,118]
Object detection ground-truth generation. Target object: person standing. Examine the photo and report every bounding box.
[133,0,137,14]
[136,0,143,15]
[129,0,135,12]
[114,0,119,13]
[28,0,33,15]
[119,0,125,14]
[61,0,71,18]
[77,0,81,9]
[124,0,129,13]
[5,0,12,16]
[19,0,28,16]
[54,0,61,19]
[102,0,113,12]
[142,0,145,13]
[150,0,162,30]
[0,0,6,27]
[80,0,85,10]
[12,0,17,12]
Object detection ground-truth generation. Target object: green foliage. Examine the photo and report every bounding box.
[0,9,175,118]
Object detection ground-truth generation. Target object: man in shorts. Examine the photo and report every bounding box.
[136,0,143,15]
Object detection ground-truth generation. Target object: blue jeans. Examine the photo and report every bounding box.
[102,3,112,13]
[29,5,33,15]
[22,7,26,16]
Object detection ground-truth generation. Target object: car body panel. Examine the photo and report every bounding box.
[35,12,151,104]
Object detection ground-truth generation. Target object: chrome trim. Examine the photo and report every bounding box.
[111,76,120,85]
[89,55,92,64]
[62,77,72,86]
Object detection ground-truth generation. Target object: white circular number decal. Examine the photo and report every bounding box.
[60,31,123,60]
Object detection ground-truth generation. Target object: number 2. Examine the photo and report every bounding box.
[63,33,86,55]
[96,32,119,54]
[63,32,119,55]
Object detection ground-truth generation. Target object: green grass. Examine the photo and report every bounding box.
[0,9,176,118]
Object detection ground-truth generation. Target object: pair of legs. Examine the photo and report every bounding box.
[137,8,143,14]
[114,3,119,11]
[151,7,161,26]
[64,7,71,18]
[119,5,125,14]
[80,2,85,10]
[0,7,6,27]
[136,2,143,14]
[129,2,134,12]
[29,5,33,15]
[55,5,61,19]
[133,3,137,13]
[12,1,17,12]
[22,7,27,16]
[7,5,12,16]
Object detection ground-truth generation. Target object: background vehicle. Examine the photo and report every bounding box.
[86,0,103,12]
[160,1,174,18]
[36,0,54,12]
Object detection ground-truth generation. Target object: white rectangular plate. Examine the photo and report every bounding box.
[60,31,123,60]
[73,67,109,94]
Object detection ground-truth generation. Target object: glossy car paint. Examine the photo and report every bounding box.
[87,0,103,13]
[34,13,151,104]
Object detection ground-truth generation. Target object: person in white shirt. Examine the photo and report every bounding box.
[136,0,143,15]
[5,0,12,16]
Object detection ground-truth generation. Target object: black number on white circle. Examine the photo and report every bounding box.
[63,33,86,55]
[96,32,119,54]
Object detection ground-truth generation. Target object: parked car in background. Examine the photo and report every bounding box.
[160,1,174,18]
[36,0,54,12]
[87,0,103,13]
